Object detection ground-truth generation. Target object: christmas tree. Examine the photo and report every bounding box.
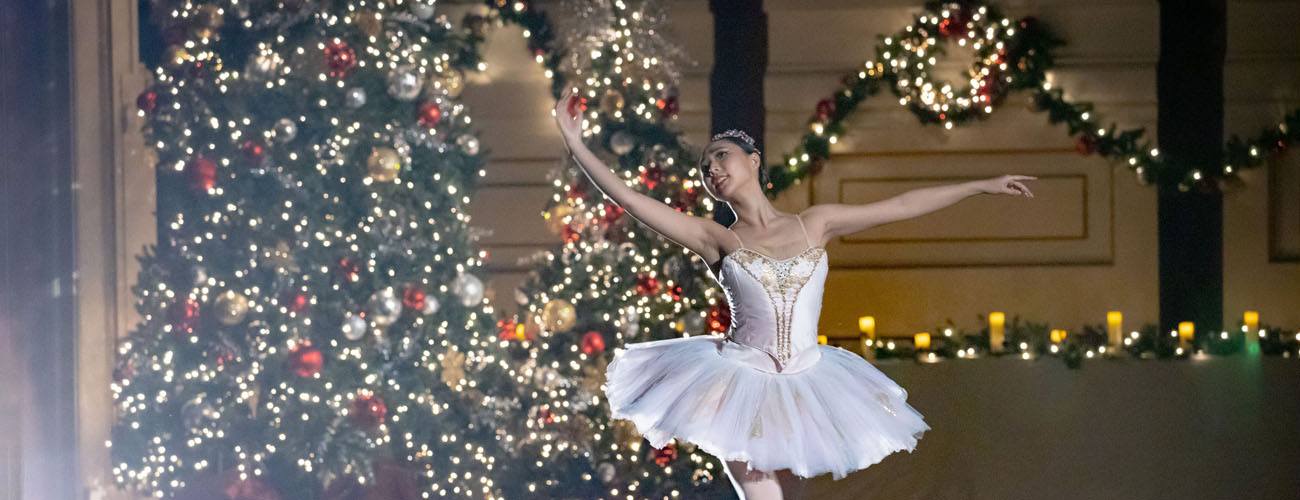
[111,1,516,497]
[488,0,736,497]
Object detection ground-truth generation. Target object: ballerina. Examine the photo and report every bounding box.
[552,87,1035,499]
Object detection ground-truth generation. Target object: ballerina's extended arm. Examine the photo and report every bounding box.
[808,176,1036,240]
[552,88,717,258]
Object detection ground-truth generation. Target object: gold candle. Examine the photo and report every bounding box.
[858,316,876,339]
[858,316,876,360]
[989,311,1006,352]
[1050,329,1067,344]
[817,334,828,345]
[1106,311,1123,347]
[1244,310,1260,332]
[914,332,932,350]
[1178,321,1195,349]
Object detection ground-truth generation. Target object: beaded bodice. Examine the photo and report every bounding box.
[715,215,828,372]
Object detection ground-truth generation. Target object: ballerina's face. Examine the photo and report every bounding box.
[699,140,760,202]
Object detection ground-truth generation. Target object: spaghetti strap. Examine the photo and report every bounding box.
[727,226,745,249]
[795,213,812,249]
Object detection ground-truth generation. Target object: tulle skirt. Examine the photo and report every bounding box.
[603,334,929,480]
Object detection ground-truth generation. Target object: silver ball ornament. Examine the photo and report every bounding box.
[274,118,298,143]
[455,134,480,156]
[422,294,440,315]
[453,273,485,307]
[367,287,403,326]
[345,87,367,108]
[342,312,368,341]
[387,65,423,101]
[610,130,636,156]
[411,1,436,20]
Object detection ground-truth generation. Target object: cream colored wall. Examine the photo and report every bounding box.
[1223,0,1300,329]
[464,0,1298,336]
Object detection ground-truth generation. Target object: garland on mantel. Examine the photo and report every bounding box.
[826,314,1300,370]
[767,0,1299,197]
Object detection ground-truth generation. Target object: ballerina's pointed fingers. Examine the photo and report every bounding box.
[1010,181,1034,197]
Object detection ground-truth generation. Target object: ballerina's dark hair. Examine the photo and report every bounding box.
[699,129,768,187]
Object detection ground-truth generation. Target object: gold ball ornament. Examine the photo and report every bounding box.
[366,147,402,182]
[600,89,625,114]
[440,348,466,388]
[215,290,251,325]
[541,298,577,331]
[196,4,224,29]
[543,204,575,235]
[353,10,382,37]
[429,68,465,98]
[164,45,192,69]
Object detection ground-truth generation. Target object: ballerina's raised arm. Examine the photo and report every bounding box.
[552,87,725,261]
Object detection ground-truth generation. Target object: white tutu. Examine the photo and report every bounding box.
[604,334,929,480]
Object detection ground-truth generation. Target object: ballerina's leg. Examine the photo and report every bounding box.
[724,460,784,500]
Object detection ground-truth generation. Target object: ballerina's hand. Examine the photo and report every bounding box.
[553,87,583,143]
[978,174,1036,198]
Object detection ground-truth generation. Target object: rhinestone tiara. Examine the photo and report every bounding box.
[711,129,755,147]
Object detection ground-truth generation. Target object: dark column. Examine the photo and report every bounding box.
[708,0,767,224]
[0,0,78,497]
[1156,0,1226,336]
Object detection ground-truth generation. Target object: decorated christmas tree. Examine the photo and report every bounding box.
[485,0,736,497]
[111,1,516,497]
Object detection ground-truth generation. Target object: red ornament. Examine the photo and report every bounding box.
[187,156,218,191]
[656,95,679,117]
[337,257,361,282]
[324,41,357,78]
[169,298,201,334]
[402,285,427,311]
[668,284,684,301]
[534,405,555,426]
[639,166,664,190]
[416,101,443,128]
[707,302,731,334]
[635,274,661,296]
[350,392,387,429]
[602,202,624,224]
[938,9,969,37]
[497,318,520,341]
[815,98,836,120]
[1075,134,1100,155]
[288,343,323,377]
[137,89,159,113]
[284,292,309,313]
[240,139,266,163]
[580,331,606,354]
[562,225,581,244]
[652,442,678,467]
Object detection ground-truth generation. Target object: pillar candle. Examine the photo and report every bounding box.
[914,332,931,350]
[988,311,1005,352]
[1178,321,1195,350]
[1106,311,1123,347]
[858,315,877,360]
[1244,311,1260,335]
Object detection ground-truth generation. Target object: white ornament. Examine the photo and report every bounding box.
[453,272,485,307]
[343,312,368,341]
[345,87,367,108]
[387,65,423,101]
[368,287,403,325]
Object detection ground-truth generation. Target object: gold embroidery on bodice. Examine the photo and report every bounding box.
[718,213,825,369]
[725,247,826,365]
